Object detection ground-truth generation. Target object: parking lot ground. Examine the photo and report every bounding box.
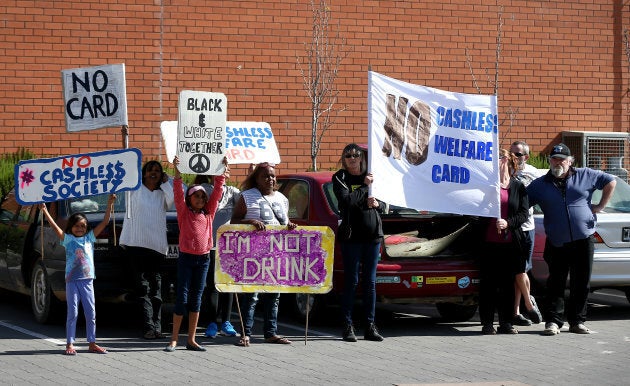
[0,290,629,385]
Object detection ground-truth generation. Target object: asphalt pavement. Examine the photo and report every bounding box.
[0,290,629,385]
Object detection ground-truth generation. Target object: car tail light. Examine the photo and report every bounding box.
[592,232,604,244]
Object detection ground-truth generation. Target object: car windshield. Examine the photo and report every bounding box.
[64,190,178,216]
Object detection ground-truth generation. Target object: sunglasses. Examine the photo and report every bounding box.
[344,153,361,159]
[512,152,525,157]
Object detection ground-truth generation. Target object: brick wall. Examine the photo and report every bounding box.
[1,0,628,179]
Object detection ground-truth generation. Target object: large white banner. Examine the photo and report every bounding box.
[61,63,128,132]
[368,71,500,218]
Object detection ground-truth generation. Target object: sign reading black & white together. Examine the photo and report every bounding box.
[61,63,128,132]
[176,90,227,175]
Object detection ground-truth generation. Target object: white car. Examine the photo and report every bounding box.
[531,175,630,303]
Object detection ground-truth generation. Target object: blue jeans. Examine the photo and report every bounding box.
[241,292,280,339]
[341,240,380,325]
[66,279,96,344]
[174,252,210,315]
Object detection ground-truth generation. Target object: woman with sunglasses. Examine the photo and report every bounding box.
[332,143,385,342]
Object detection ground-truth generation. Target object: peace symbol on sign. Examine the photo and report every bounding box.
[189,154,210,174]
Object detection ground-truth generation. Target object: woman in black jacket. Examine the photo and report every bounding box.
[332,143,385,342]
[479,148,529,335]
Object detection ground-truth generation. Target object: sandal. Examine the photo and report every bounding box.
[143,331,156,340]
[64,347,77,356]
[264,335,291,344]
[88,344,108,354]
[237,336,250,347]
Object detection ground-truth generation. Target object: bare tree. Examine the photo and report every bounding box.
[465,4,517,147]
[297,0,349,171]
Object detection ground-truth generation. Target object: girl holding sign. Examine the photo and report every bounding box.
[164,156,226,352]
[39,194,117,355]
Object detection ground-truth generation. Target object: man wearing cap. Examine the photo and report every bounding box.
[527,143,616,335]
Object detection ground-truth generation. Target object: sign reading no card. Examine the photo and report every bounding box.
[177,90,226,175]
[61,63,128,132]
[215,225,335,294]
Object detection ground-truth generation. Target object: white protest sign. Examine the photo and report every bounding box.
[225,122,281,164]
[162,120,282,165]
[368,71,500,218]
[177,90,226,175]
[61,63,128,132]
[14,148,142,205]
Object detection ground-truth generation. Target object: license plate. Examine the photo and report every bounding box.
[623,227,630,242]
[167,244,179,259]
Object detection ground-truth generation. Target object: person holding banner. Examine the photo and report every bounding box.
[332,143,386,342]
[39,194,117,355]
[479,149,529,335]
[194,171,239,339]
[119,160,174,340]
[231,162,297,346]
[164,156,226,352]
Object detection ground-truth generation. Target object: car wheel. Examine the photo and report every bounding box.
[435,302,478,322]
[30,261,61,324]
[288,293,325,322]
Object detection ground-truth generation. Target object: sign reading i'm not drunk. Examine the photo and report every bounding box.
[176,90,226,175]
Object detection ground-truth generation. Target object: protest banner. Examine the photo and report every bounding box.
[215,224,335,294]
[368,71,500,218]
[61,63,128,132]
[14,148,142,205]
[176,90,226,175]
[161,120,281,165]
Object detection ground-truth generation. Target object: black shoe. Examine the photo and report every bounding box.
[364,323,384,341]
[342,324,357,342]
[513,314,532,326]
[497,323,518,334]
[185,343,207,352]
[481,324,496,335]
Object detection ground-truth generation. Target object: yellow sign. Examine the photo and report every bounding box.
[426,276,456,285]
[215,224,335,294]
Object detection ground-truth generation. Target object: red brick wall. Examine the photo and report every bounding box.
[1,0,628,180]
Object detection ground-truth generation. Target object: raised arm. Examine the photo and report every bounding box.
[39,203,64,240]
[592,179,616,214]
[93,194,117,236]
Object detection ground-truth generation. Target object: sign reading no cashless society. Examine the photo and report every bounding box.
[61,63,128,132]
[215,225,335,294]
[14,148,142,205]
[177,90,227,175]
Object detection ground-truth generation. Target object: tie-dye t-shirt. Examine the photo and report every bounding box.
[61,231,96,282]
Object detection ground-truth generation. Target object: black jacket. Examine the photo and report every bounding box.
[332,169,384,242]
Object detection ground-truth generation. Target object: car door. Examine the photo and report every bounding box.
[0,195,19,288]
[5,199,36,293]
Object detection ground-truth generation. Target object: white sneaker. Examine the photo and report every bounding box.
[569,323,591,334]
[543,322,560,335]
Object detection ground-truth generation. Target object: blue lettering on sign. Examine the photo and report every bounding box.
[225,125,273,149]
[431,164,470,184]
[435,105,498,133]
[39,161,126,201]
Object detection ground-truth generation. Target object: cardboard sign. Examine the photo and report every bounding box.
[215,225,335,293]
[176,90,226,175]
[61,63,128,132]
[225,121,281,164]
[14,148,142,205]
[161,120,281,165]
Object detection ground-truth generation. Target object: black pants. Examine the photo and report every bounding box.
[127,246,165,334]
[543,236,594,327]
[479,243,517,326]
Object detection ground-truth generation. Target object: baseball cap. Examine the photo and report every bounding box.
[187,185,207,197]
[550,143,571,159]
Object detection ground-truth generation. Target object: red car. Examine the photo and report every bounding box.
[276,172,481,321]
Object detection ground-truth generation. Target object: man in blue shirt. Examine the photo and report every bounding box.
[527,143,616,335]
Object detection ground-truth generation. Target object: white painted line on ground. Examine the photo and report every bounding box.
[0,320,65,345]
